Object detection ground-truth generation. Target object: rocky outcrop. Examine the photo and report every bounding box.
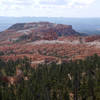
[0,68,23,85]
[85,35,100,42]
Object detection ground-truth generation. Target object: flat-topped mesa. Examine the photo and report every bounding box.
[0,22,80,42]
[8,22,75,31]
[7,22,73,30]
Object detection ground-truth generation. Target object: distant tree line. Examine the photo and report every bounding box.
[0,54,100,100]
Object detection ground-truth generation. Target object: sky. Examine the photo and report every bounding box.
[0,0,100,17]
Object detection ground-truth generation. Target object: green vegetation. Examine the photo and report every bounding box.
[0,51,4,56]
[0,54,100,100]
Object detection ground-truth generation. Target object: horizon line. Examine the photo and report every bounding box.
[0,16,100,19]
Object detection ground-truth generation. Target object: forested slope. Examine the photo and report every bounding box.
[0,54,100,100]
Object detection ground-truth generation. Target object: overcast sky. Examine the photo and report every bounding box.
[0,0,100,17]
